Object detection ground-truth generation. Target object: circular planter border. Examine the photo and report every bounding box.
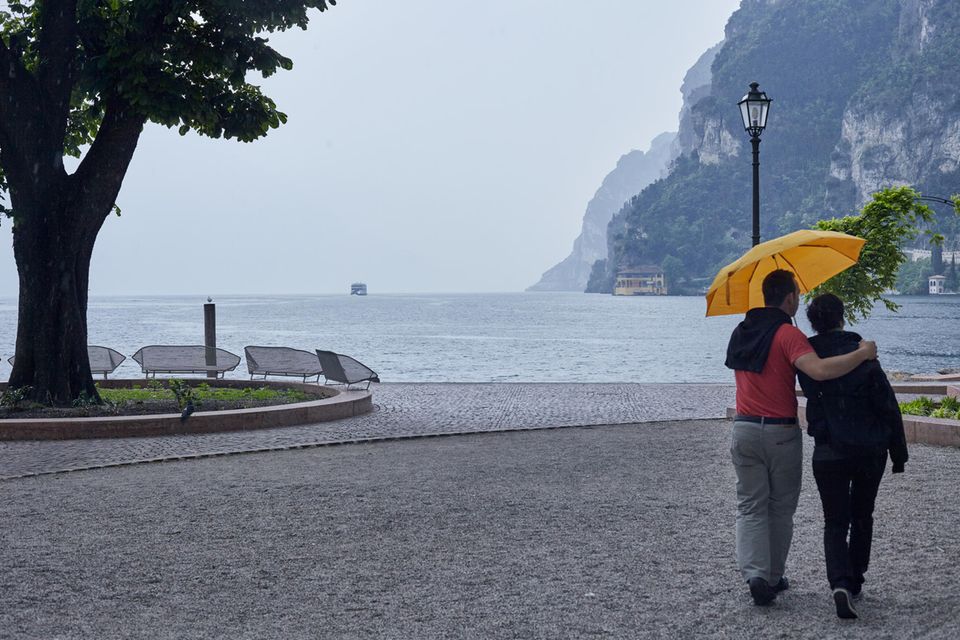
[0,379,372,441]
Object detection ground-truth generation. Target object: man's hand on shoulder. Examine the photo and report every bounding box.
[795,340,878,382]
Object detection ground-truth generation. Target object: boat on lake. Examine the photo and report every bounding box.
[351,282,368,296]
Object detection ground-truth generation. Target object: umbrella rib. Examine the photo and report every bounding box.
[779,253,810,291]
[744,260,761,306]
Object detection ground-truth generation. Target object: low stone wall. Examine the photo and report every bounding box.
[0,379,372,441]
[726,383,960,448]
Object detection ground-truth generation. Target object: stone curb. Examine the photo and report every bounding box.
[0,379,373,441]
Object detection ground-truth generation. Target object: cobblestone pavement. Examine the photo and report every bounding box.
[0,383,734,480]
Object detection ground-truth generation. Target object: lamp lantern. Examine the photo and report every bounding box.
[737,82,772,246]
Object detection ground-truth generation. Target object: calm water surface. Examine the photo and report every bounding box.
[0,293,956,383]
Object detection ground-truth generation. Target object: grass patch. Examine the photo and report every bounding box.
[1,379,319,419]
[100,383,312,405]
[899,396,960,420]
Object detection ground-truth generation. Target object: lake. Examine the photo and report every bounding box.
[0,293,956,383]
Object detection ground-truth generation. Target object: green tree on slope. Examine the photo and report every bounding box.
[947,255,959,292]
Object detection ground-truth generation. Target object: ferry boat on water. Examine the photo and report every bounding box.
[350,282,368,296]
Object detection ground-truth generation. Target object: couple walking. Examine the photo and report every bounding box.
[726,269,909,619]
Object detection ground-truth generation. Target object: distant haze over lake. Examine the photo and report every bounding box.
[0,1,740,297]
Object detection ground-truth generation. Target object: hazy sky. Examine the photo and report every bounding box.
[0,0,741,296]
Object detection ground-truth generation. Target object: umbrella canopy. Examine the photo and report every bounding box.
[705,229,866,317]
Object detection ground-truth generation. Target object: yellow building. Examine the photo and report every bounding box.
[614,267,668,296]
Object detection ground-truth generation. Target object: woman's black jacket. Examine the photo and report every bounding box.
[797,330,908,472]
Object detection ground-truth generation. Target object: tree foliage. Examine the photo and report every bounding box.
[585,259,613,294]
[897,257,932,295]
[808,187,957,323]
[0,0,338,225]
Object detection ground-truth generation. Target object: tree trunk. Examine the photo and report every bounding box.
[8,202,101,406]
[3,94,145,406]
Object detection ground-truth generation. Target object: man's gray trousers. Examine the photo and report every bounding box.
[730,420,803,584]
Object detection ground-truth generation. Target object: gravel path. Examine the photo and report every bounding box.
[2,419,957,639]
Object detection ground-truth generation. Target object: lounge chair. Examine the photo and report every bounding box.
[132,345,241,378]
[244,346,323,383]
[8,345,126,379]
[315,350,380,389]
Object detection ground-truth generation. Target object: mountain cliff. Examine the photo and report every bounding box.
[585,0,960,294]
[528,43,723,292]
[828,0,960,205]
[527,133,675,291]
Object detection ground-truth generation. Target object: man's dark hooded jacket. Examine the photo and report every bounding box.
[725,307,792,372]
[797,330,908,471]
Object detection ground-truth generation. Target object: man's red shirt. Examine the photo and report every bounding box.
[735,323,814,418]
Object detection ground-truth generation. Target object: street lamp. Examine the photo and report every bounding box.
[738,82,772,246]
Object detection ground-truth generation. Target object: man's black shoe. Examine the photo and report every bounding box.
[748,577,776,606]
[833,588,859,619]
[772,577,790,593]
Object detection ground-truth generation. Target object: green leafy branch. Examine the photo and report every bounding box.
[808,186,959,323]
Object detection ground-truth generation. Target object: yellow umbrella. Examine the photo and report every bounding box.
[705,229,866,317]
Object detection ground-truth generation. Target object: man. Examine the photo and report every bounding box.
[725,269,877,606]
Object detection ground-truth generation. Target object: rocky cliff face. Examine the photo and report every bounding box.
[587,0,960,294]
[527,133,676,291]
[528,42,722,292]
[562,0,960,295]
[675,43,738,165]
[676,43,724,157]
[828,0,960,207]
[828,99,960,204]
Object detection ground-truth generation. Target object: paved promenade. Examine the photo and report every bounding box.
[2,409,958,638]
[0,383,734,479]
[3,383,958,639]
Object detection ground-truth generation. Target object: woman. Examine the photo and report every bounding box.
[797,293,909,620]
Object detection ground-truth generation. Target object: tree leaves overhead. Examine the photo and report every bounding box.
[2,0,338,148]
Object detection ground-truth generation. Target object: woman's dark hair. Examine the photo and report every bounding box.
[807,293,845,334]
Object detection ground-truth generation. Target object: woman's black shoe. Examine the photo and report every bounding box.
[833,588,859,619]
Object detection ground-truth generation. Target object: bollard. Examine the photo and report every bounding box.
[204,299,217,379]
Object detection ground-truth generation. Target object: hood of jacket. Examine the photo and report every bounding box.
[725,307,793,373]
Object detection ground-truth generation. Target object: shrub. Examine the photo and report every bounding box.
[0,385,33,409]
[899,397,936,416]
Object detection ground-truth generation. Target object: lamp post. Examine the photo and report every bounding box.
[737,82,772,246]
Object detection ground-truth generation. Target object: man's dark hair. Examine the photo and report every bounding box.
[807,293,845,334]
[762,269,797,307]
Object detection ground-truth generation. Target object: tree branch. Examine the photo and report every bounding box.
[0,38,46,203]
[37,0,79,140]
[72,99,146,225]
[0,37,36,130]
